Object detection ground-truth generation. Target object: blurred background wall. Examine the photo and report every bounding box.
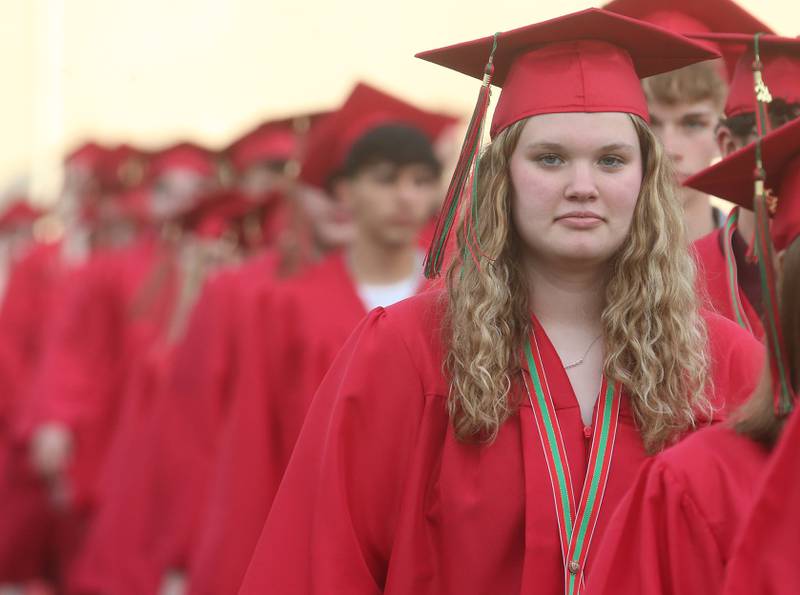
[0,0,791,205]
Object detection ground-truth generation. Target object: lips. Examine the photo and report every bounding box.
[555,211,605,222]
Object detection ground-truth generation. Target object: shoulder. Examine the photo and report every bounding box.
[700,308,765,413]
[691,227,722,261]
[352,291,450,396]
[656,423,768,511]
[702,308,764,359]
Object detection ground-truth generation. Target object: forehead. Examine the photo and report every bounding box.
[518,112,639,149]
[647,98,719,119]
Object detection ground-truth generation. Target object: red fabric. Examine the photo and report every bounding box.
[692,34,800,118]
[187,253,428,595]
[66,251,278,594]
[66,347,175,595]
[300,83,457,189]
[415,8,719,138]
[692,228,764,339]
[238,293,762,594]
[150,252,280,571]
[0,242,62,425]
[684,118,800,252]
[585,423,769,595]
[186,253,367,595]
[603,0,774,37]
[22,238,176,511]
[721,406,800,595]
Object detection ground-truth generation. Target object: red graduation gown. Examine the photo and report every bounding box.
[187,253,424,595]
[23,236,175,512]
[149,251,280,571]
[238,292,763,594]
[0,238,170,583]
[692,229,764,339]
[67,251,278,595]
[585,423,769,595]
[721,407,800,595]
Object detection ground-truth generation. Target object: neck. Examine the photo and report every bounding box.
[526,258,607,332]
[736,208,755,249]
[347,234,418,284]
[683,191,716,243]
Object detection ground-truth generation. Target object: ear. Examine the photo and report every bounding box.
[716,125,739,158]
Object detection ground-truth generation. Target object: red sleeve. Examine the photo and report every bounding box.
[186,281,284,595]
[722,411,800,595]
[586,457,725,595]
[23,262,124,434]
[148,273,244,570]
[702,311,765,418]
[237,307,429,594]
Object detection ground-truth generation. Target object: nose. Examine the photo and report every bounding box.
[564,161,599,202]
[395,177,429,209]
[659,125,683,165]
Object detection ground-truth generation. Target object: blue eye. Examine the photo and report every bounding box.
[599,155,625,168]
[537,154,564,167]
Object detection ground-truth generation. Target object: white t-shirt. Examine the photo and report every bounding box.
[355,251,424,311]
[357,274,420,311]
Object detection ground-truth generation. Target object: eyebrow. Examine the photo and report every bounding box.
[680,111,715,120]
[524,142,636,153]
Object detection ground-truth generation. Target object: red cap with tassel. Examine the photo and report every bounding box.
[688,33,800,118]
[685,115,800,415]
[415,7,720,277]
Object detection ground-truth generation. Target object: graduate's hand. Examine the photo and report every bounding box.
[30,422,73,479]
[159,570,187,595]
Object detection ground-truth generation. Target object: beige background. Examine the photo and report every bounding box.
[0,0,794,204]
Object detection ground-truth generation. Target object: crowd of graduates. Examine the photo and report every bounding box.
[0,0,798,594]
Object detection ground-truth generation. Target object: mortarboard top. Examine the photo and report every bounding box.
[684,116,800,251]
[0,202,44,231]
[228,121,297,173]
[689,33,800,117]
[416,8,720,138]
[603,0,773,36]
[299,82,459,190]
[65,142,109,170]
[148,142,218,180]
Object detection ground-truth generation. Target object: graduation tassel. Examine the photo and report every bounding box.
[751,172,795,415]
[720,208,754,333]
[748,33,796,414]
[424,33,499,279]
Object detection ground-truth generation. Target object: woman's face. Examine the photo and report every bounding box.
[509,112,643,270]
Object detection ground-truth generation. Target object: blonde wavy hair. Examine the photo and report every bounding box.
[445,114,710,453]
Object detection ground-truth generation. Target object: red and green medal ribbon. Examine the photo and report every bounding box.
[522,328,622,595]
[720,207,754,333]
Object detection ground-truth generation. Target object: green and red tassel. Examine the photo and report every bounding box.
[424,33,499,279]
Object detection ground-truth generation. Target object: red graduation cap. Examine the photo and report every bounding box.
[416,7,719,276]
[688,33,800,118]
[227,121,298,173]
[684,117,800,252]
[299,82,459,189]
[603,0,773,36]
[65,141,110,171]
[687,116,800,413]
[148,142,218,180]
[99,144,149,193]
[416,8,720,139]
[0,202,44,231]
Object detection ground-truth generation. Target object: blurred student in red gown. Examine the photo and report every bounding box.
[689,33,800,337]
[186,82,456,595]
